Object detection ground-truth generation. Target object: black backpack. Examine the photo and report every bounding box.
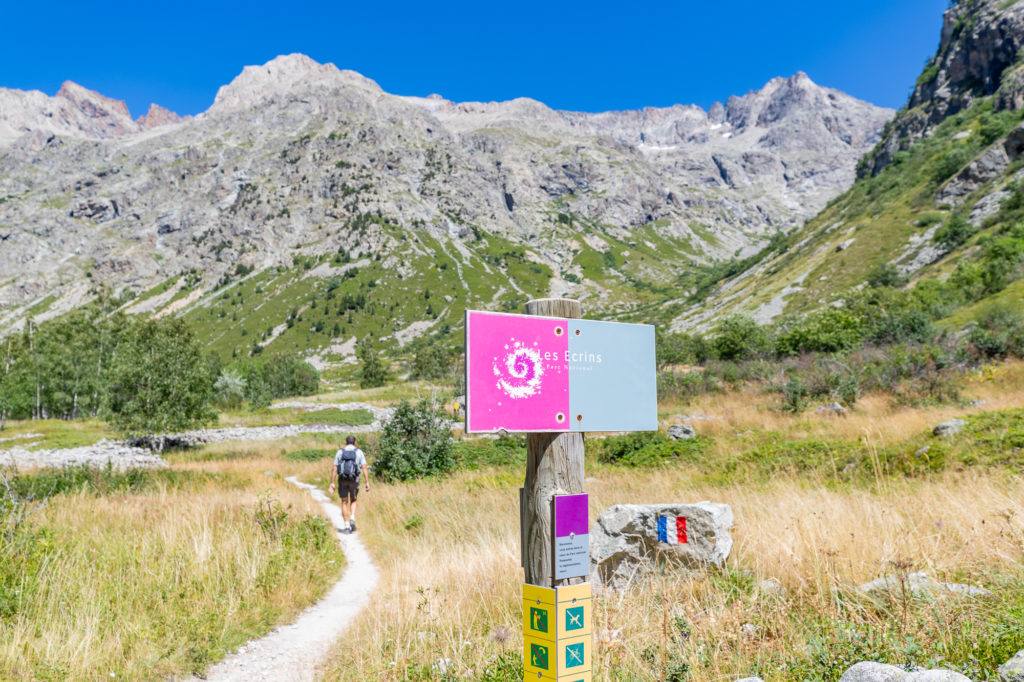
[337,447,361,480]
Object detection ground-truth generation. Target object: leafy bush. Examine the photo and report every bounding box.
[775,309,867,355]
[410,343,452,380]
[372,399,454,482]
[357,342,389,389]
[866,263,907,289]
[592,431,709,467]
[713,314,770,361]
[239,354,320,407]
[934,213,976,249]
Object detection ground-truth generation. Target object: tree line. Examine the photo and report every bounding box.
[0,303,320,437]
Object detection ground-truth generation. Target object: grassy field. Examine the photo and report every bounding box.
[0,454,344,680]
[3,362,1024,680]
[309,362,1024,681]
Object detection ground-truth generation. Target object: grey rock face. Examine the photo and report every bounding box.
[933,419,966,437]
[667,424,697,440]
[868,0,1024,176]
[999,649,1024,682]
[936,144,1010,206]
[1006,122,1024,159]
[839,663,912,682]
[590,502,733,589]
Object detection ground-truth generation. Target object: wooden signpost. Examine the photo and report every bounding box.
[464,298,656,681]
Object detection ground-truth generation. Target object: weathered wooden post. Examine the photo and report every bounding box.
[523,297,585,589]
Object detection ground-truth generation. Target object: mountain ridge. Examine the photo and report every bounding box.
[0,54,892,363]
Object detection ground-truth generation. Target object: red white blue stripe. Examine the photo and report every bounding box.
[657,515,687,544]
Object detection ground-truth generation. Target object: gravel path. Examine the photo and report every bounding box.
[195,477,379,681]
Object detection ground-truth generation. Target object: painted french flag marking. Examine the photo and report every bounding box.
[657,515,687,544]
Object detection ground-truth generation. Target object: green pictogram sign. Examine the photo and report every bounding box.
[565,605,584,631]
[530,642,549,670]
[565,642,585,668]
[530,606,548,633]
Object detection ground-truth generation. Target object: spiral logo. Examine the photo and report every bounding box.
[492,339,544,399]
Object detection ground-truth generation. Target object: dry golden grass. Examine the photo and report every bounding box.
[662,360,1024,452]
[317,364,1024,680]
[0,457,343,681]
[318,466,1024,680]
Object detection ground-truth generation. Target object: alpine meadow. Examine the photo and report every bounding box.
[2,1,1024,681]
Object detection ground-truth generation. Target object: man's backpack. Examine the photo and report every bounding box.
[337,447,360,480]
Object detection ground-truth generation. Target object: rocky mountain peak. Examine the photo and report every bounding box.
[136,103,183,130]
[864,0,1024,175]
[208,53,382,114]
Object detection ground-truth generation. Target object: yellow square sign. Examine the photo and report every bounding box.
[556,634,592,673]
[557,598,592,638]
[523,635,554,677]
[523,600,556,643]
[555,582,591,604]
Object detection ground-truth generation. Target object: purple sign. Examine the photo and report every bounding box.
[553,494,589,580]
[554,494,589,537]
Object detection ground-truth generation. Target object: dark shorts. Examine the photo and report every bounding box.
[336,477,359,501]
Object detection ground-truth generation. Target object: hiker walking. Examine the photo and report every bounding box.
[329,435,370,532]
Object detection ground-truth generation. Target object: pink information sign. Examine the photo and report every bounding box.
[465,310,570,432]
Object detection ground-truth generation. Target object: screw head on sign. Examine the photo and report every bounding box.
[554,326,564,336]
[575,328,580,335]
[576,414,583,423]
[572,597,577,604]
[556,412,565,423]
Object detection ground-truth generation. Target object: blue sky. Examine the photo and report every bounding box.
[1,1,948,118]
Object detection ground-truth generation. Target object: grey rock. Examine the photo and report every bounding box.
[857,572,989,599]
[998,649,1024,681]
[933,419,966,437]
[839,662,910,682]
[734,678,764,682]
[836,238,856,252]
[936,144,1010,206]
[903,671,971,682]
[1005,122,1024,159]
[667,424,697,440]
[817,402,847,416]
[590,502,733,589]
[757,578,787,598]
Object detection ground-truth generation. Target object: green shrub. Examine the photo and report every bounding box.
[357,343,389,389]
[592,431,709,467]
[934,214,977,249]
[713,314,770,361]
[866,263,907,289]
[410,343,452,380]
[372,399,454,482]
[775,309,868,356]
[780,377,811,413]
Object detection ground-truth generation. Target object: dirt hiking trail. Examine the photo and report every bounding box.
[195,477,378,681]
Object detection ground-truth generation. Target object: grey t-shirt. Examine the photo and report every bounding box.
[334,445,366,477]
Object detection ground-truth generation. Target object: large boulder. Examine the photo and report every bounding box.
[590,502,733,589]
[1000,649,1024,682]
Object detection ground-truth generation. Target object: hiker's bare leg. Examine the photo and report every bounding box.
[341,496,351,523]
[350,500,358,520]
